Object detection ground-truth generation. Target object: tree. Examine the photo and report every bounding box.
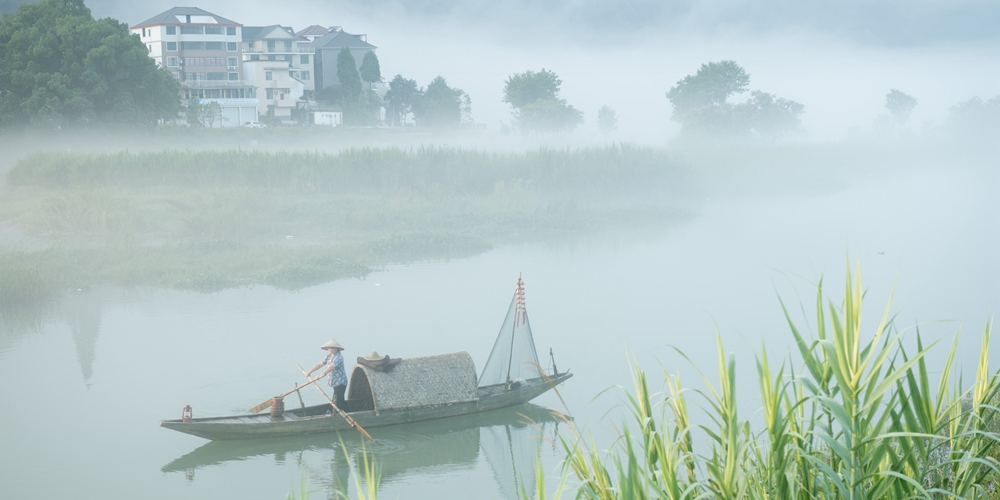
[735,91,804,140]
[0,0,180,127]
[412,76,469,129]
[186,97,221,127]
[597,105,618,135]
[502,68,582,134]
[359,51,381,91]
[884,89,917,125]
[664,60,802,140]
[947,95,1000,139]
[336,47,362,101]
[665,60,749,124]
[384,74,419,126]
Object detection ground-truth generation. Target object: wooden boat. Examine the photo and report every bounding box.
[160,353,571,440]
[160,276,571,440]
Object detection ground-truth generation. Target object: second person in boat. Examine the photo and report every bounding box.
[304,339,349,409]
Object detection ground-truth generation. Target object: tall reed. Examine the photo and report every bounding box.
[536,264,999,499]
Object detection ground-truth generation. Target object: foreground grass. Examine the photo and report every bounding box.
[540,264,999,500]
[0,146,685,304]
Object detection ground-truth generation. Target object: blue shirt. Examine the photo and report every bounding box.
[323,350,348,387]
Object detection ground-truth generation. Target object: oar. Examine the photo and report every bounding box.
[296,363,374,441]
[249,376,323,414]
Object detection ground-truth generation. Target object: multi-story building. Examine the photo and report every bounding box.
[131,7,259,127]
[241,25,309,121]
[312,28,378,93]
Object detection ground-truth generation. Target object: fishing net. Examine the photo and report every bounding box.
[479,277,540,387]
[481,421,541,500]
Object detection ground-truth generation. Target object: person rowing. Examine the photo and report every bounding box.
[303,339,348,410]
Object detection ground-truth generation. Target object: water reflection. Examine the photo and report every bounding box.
[162,404,562,499]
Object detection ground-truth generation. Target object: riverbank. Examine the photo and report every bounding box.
[0,146,687,305]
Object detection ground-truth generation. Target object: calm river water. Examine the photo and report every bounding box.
[1,166,997,499]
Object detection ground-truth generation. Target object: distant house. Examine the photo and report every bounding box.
[311,28,378,93]
[241,25,309,121]
[131,7,259,127]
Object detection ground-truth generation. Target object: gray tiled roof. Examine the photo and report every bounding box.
[133,7,239,28]
[296,25,333,38]
[312,30,377,50]
[243,25,297,41]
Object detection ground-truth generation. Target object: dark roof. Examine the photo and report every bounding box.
[133,7,239,28]
[243,25,297,41]
[312,30,377,50]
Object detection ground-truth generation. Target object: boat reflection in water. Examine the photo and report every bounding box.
[162,403,565,499]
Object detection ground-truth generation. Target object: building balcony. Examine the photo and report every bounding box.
[244,47,314,54]
[182,80,255,89]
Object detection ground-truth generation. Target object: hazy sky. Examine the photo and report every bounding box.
[88,0,1000,141]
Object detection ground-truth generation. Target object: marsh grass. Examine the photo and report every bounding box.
[536,264,1000,499]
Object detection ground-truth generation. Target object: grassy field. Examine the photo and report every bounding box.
[0,145,686,304]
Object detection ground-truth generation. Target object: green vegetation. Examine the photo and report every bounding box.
[666,61,804,140]
[503,69,583,134]
[412,76,470,129]
[0,0,179,128]
[540,265,1000,499]
[0,145,684,304]
[597,106,618,136]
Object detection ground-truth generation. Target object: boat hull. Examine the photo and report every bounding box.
[160,372,572,440]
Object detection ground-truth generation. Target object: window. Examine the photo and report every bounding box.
[205,42,224,50]
[228,72,239,81]
[171,71,180,80]
[167,57,178,67]
[281,55,290,61]
[266,88,274,99]
[266,40,275,51]
[265,71,272,81]
[227,57,237,67]
[300,55,309,64]
[250,55,259,61]
[180,26,203,35]
[227,27,236,36]
[141,28,146,37]
[204,26,224,35]
[283,41,292,51]
[166,26,176,35]
[207,72,227,80]
[180,41,204,50]
[301,71,310,80]
[227,42,237,51]
[166,41,177,51]
[147,44,152,53]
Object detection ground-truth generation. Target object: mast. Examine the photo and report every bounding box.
[505,274,525,389]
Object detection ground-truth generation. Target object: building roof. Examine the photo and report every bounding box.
[132,7,240,28]
[347,352,478,412]
[295,25,334,38]
[312,30,377,50]
[242,25,296,41]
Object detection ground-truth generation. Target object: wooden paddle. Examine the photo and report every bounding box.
[296,363,374,441]
[249,376,323,414]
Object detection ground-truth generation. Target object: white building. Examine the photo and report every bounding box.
[131,7,259,127]
[241,25,308,121]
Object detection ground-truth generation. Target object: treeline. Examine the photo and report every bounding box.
[7,145,680,193]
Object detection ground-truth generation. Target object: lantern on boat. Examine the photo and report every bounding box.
[181,405,193,423]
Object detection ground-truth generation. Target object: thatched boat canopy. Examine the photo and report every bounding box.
[347,351,478,413]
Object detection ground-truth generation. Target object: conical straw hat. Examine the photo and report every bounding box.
[363,351,383,361]
[320,339,344,350]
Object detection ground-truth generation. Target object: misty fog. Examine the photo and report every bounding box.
[1,0,998,499]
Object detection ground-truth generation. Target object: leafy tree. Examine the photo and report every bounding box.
[735,91,804,140]
[359,51,381,91]
[502,68,582,134]
[336,47,362,101]
[0,0,180,127]
[947,95,1000,139]
[502,69,561,108]
[884,89,917,125]
[597,105,618,135]
[412,76,469,129]
[186,97,221,127]
[665,60,749,124]
[384,74,419,126]
[664,60,802,140]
